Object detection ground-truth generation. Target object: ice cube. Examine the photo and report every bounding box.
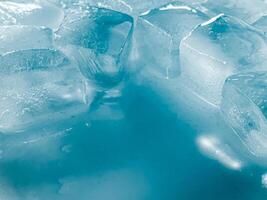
[0,1,64,29]
[221,72,267,157]
[0,49,94,133]
[56,6,134,88]
[202,0,267,24]
[0,25,53,54]
[180,14,267,106]
[134,1,208,79]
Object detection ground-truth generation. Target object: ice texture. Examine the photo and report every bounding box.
[0,49,94,133]
[202,0,267,24]
[1,0,267,198]
[48,0,206,17]
[134,1,208,79]
[56,6,133,88]
[0,1,64,29]
[253,15,267,32]
[0,25,53,54]
[85,0,206,16]
[221,72,267,157]
[180,14,267,105]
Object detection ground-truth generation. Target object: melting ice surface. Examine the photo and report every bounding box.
[0,49,94,133]
[222,72,267,158]
[180,14,267,105]
[201,0,267,24]
[0,1,64,29]
[0,25,53,53]
[56,6,133,88]
[133,1,208,78]
[0,0,267,200]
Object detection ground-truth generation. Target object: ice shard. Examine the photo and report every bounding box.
[201,0,267,24]
[0,1,64,29]
[56,6,134,88]
[134,1,208,79]
[180,14,267,106]
[221,72,267,157]
[0,25,53,54]
[0,49,94,133]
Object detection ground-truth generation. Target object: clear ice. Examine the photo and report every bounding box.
[133,1,208,78]
[56,6,134,88]
[0,0,267,199]
[0,49,94,133]
[221,72,267,157]
[180,14,267,105]
[0,1,64,29]
[201,0,267,24]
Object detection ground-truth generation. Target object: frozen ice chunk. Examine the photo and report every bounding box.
[221,72,267,157]
[56,7,133,88]
[0,25,53,54]
[0,49,94,133]
[180,14,267,106]
[140,2,208,41]
[202,0,267,24]
[0,1,64,29]
[253,15,267,32]
[134,1,208,79]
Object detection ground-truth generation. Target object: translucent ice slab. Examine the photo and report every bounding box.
[202,0,267,24]
[0,1,64,29]
[180,14,267,106]
[134,1,208,79]
[0,49,94,133]
[0,25,53,54]
[221,72,267,157]
[56,6,133,88]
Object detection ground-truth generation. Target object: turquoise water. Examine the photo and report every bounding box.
[0,0,267,199]
[0,80,267,199]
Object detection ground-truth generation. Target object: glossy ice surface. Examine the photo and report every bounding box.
[133,1,208,78]
[201,0,267,24]
[180,14,267,105]
[222,72,267,157]
[0,0,267,200]
[56,6,133,87]
[0,49,94,133]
